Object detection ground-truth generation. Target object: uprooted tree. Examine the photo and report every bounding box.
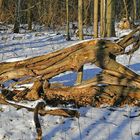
[0,26,140,108]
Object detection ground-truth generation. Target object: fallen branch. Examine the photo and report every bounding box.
[0,95,80,117]
[34,102,45,140]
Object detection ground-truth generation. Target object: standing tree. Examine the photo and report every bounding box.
[93,0,99,38]
[66,0,70,41]
[123,0,129,19]
[100,0,106,37]
[27,0,32,30]
[76,0,83,85]
[106,0,116,37]
[13,0,21,33]
[133,0,137,20]
[83,0,90,26]
[78,0,83,40]
[0,0,3,20]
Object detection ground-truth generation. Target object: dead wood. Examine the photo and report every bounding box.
[0,94,80,117]
[0,27,140,108]
[13,88,30,102]
[0,94,9,104]
[34,102,45,140]
[118,26,140,46]
[80,73,140,89]
[44,84,140,107]
[0,30,139,84]
[25,80,42,100]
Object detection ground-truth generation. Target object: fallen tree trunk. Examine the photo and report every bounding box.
[0,26,140,107]
[0,26,140,84]
[44,84,140,107]
[0,38,140,84]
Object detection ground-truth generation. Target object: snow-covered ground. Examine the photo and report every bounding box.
[0,26,140,140]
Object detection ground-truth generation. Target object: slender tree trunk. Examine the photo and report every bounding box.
[139,0,140,20]
[83,0,90,26]
[100,0,106,37]
[13,0,21,33]
[77,0,83,85]
[106,0,116,37]
[78,0,83,40]
[27,0,32,30]
[66,0,70,41]
[93,0,98,38]
[0,0,3,21]
[0,0,3,12]
[83,0,87,26]
[133,0,137,20]
[123,0,129,19]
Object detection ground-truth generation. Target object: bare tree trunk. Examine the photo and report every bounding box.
[0,0,3,12]
[93,0,98,38]
[0,0,3,21]
[83,0,90,26]
[139,0,140,20]
[78,0,83,40]
[0,0,3,8]
[66,0,70,41]
[106,0,116,37]
[100,0,106,37]
[13,0,21,33]
[27,0,32,30]
[133,0,137,20]
[77,0,84,85]
[123,0,129,19]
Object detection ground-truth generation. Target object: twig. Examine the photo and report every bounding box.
[124,113,140,118]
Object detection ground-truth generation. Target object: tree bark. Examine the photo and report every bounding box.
[76,0,84,85]
[66,0,70,41]
[13,0,21,33]
[0,28,140,107]
[93,0,98,38]
[133,0,137,20]
[123,0,129,19]
[44,84,140,107]
[27,0,32,30]
[78,0,83,40]
[106,0,116,37]
[100,0,106,37]
[0,28,139,84]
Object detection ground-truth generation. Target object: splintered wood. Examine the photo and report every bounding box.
[0,26,140,108]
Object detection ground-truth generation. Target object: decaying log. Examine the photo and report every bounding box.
[1,29,138,83]
[0,35,138,84]
[44,84,140,107]
[0,38,139,84]
[0,27,140,108]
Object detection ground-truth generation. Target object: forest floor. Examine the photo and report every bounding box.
[0,25,140,140]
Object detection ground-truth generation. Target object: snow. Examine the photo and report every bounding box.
[0,26,140,140]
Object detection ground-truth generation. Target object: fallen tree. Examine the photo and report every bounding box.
[0,26,140,108]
